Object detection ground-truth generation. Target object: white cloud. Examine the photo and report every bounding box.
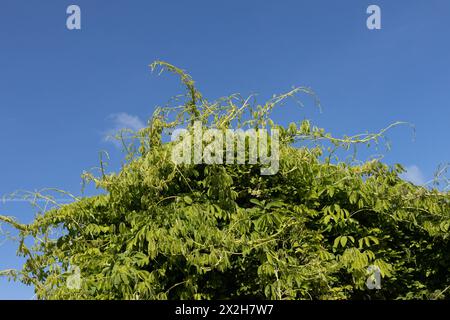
[400,165,425,185]
[103,113,146,147]
[108,113,145,131]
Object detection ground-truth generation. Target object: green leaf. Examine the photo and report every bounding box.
[340,236,348,248]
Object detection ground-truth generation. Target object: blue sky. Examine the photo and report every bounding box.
[0,0,449,299]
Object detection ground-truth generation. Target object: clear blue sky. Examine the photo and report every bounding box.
[0,0,449,299]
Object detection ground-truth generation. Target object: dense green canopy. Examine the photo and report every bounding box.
[1,62,449,299]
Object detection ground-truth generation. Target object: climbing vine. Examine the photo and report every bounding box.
[1,61,449,300]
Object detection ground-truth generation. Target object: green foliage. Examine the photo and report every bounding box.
[1,61,449,300]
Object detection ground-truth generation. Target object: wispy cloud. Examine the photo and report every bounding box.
[400,165,426,185]
[108,113,145,131]
[103,113,146,147]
